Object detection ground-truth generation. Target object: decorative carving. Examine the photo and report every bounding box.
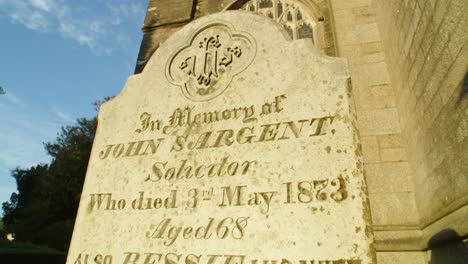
[167,23,256,102]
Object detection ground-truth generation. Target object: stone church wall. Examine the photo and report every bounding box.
[329,1,423,262]
[374,0,468,253]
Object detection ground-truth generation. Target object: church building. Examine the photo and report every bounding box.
[133,1,468,263]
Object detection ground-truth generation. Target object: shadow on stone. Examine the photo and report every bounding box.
[459,72,468,102]
[226,0,251,10]
[0,252,66,264]
[429,229,468,264]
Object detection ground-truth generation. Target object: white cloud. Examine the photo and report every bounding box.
[58,21,97,48]
[0,0,145,52]
[56,110,74,123]
[51,105,75,123]
[107,2,145,20]
[10,9,49,30]
[3,92,26,107]
[0,0,64,31]
[30,0,54,12]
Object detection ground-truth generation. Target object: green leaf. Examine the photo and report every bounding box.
[0,86,5,95]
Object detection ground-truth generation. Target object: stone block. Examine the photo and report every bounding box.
[370,84,394,97]
[144,0,193,27]
[194,0,224,19]
[335,28,359,47]
[357,108,401,136]
[356,23,381,43]
[455,115,468,143]
[377,134,406,148]
[408,3,421,37]
[359,41,385,64]
[352,6,376,25]
[368,192,420,225]
[334,9,355,30]
[432,0,450,30]
[354,62,391,87]
[380,147,408,162]
[366,161,412,193]
[423,93,443,128]
[420,22,436,56]
[362,51,386,64]
[440,45,467,104]
[355,91,396,111]
[395,86,412,121]
[339,44,360,65]
[376,252,428,264]
[447,14,468,59]
[331,0,373,10]
[415,164,463,222]
[361,136,380,163]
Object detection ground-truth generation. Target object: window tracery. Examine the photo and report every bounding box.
[259,0,273,8]
[242,0,316,43]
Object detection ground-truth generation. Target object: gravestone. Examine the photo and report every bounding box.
[67,11,375,264]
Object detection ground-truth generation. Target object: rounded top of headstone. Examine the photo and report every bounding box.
[120,11,347,107]
[149,10,295,71]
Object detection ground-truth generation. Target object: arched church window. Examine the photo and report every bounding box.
[242,0,317,44]
[277,1,283,16]
[296,10,303,21]
[298,23,314,41]
[259,0,273,9]
[284,25,293,39]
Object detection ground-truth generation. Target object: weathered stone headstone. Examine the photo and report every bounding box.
[67,11,375,264]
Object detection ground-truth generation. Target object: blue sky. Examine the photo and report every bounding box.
[0,0,148,213]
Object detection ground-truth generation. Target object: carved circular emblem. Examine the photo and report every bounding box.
[166,22,256,102]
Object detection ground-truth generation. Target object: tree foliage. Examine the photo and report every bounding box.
[2,117,97,252]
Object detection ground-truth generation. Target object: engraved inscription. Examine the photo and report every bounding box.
[71,252,362,264]
[145,217,249,246]
[98,95,336,160]
[86,93,353,252]
[167,23,256,101]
